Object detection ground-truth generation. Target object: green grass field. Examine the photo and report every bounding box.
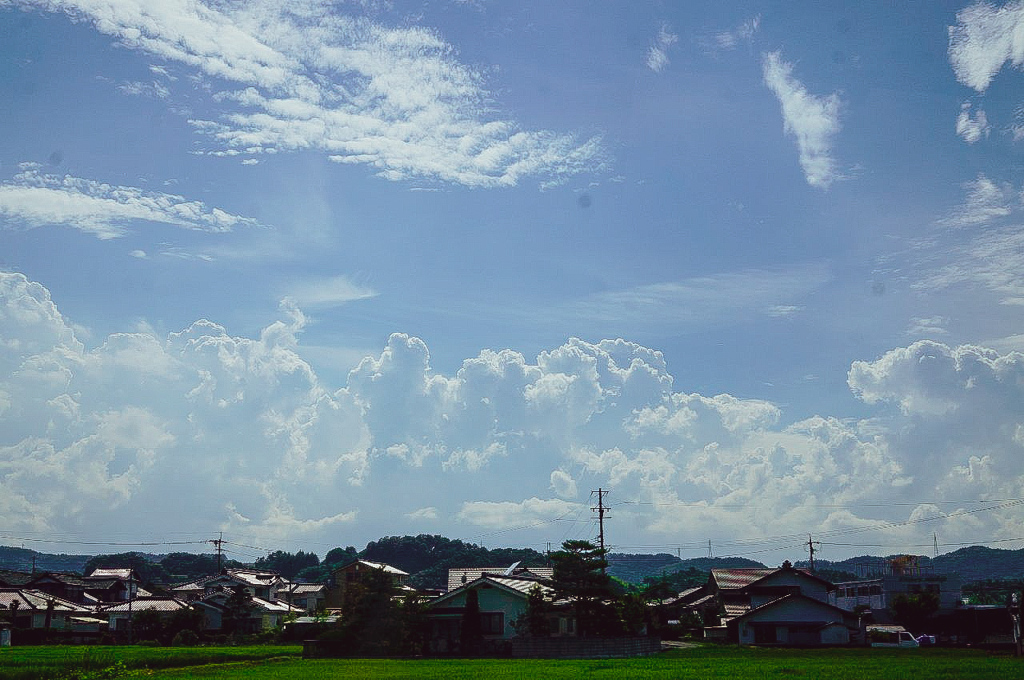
[0,644,302,680]
[3,644,1016,680]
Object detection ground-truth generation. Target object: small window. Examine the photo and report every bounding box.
[480,612,504,635]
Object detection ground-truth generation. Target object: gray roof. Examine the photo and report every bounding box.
[447,566,552,592]
[100,597,188,613]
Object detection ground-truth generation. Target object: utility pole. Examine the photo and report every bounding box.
[933,533,939,559]
[806,535,820,572]
[708,539,713,559]
[591,488,609,573]
[210,532,224,572]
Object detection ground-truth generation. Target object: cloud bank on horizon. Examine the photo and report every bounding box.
[2,271,1022,557]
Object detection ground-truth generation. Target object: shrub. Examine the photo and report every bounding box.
[172,629,199,647]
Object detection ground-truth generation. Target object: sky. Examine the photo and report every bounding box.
[2,0,1024,567]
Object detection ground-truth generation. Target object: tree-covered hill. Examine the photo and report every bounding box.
[606,552,766,585]
[0,546,91,574]
[360,534,548,591]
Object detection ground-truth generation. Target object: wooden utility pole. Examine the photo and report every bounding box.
[591,488,609,573]
[806,535,820,572]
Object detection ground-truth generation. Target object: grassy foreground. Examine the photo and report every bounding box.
[6,644,1010,680]
[0,644,302,680]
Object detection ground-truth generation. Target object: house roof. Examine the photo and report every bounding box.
[447,566,552,592]
[0,569,35,587]
[335,559,408,576]
[430,574,554,609]
[711,567,835,592]
[287,583,325,594]
[0,588,92,613]
[710,568,777,590]
[733,593,856,625]
[224,569,285,587]
[86,568,135,581]
[99,597,188,613]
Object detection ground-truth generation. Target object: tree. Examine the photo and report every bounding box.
[549,540,613,637]
[511,585,551,638]
[221,585,253,637]
[890,592,940,633]
[323,565,411,656]
[254,550,320,579]
[82,552,169,585]
[460,588,483,654]
[132,608,164,642]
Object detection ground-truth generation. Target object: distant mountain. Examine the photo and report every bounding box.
[809,546,1024,583]
[606,552,766,585]
[0,546,91,574]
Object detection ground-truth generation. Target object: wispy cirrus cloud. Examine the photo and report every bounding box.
[7,0,604,188]
[762,51,843,189]
[0,164,258,239]
[709,15,760,51]
[956,102,990,143]
[281,275,377,308]
[646,23,678,73]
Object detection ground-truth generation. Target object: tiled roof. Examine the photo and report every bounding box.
[447,567,553,592]
[288,584,325,594]
[225,569,284,586]
[0,569,35,586]
[87,568,134,580]
[432,574,554,609]
[711,568,776,590]
[99,597,187,613]
[722,602,751,620]
[337,560,408,576]
[0,588,92,613]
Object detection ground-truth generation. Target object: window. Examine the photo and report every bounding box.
[480,612,504,635]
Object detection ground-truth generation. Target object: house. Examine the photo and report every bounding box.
[169,568,287,603]
[191,590,298,633]
[670,562,843,644]
[98,596,189,634]
[732,593,858,645]
[280,583,327,613]
[0,588,94,631]
[324,560,411,609]
[426,574,566,653]
[829,555,962,621]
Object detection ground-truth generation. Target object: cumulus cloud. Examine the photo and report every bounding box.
[949,0,1024,93]
[762,52,843,189]
[646,23,678,73]
[0,165,258,239]
[7,0,604,187]
[3,272,1023,554]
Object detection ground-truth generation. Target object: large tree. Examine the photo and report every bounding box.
[549,540,614,636]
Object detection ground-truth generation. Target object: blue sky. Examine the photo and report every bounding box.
[2,0,1024,564]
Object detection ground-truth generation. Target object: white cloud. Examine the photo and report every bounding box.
[457,497,581,530]
[8,0,604,187]
[957,102,991,143]
[406,506,438,520]
[938,174,1016,228]
[281,275,377,308]
[564,264,830,332]
[762,52,843,189]
[0,165,258,239]
[4,272,1024,554]
[949,0,1024,93]
[646,23,678,73]
[711,16,760,50]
